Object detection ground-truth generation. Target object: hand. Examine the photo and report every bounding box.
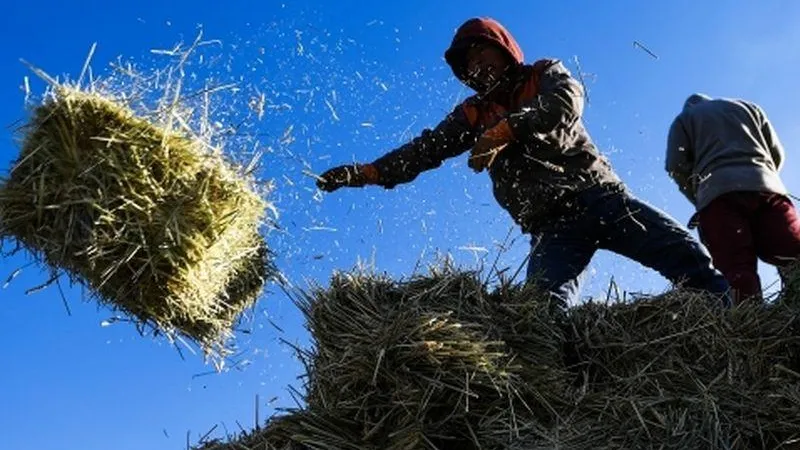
[468,120,513,172]
[316,163,379,192]
[469,137,508,172]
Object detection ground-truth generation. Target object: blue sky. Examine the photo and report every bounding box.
[1,1,799,449]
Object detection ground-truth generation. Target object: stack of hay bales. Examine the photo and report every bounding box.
[542,292,800,449]
[0,84,274,362]
[197,268,567,449]
[293,271,567,449]
[196,268,800,449]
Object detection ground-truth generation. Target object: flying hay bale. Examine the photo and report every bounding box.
[0,85,274,360]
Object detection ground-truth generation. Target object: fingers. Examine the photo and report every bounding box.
[469,141,488,172]
[468,153,487,172]
[469,141,507,172]
[316,165,362,192]
[468,149,492,172]
[316,179,339,192]
[485,143,507,169]
[315,178,333,191]
[469,138,493,172]
[316,167,344,192]
[467,153,482,172]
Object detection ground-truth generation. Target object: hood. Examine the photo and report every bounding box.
[683,93,712,111]
[444,17,524,83]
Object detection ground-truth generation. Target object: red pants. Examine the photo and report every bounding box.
[698,192,800,302]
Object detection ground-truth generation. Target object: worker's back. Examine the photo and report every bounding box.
[678,94,786,209]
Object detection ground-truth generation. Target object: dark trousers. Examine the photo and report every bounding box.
[527,184,730,306]
[698,191,800,302]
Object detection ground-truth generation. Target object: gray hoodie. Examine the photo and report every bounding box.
[665,93,786,209]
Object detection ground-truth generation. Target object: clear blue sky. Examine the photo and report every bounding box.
[1,1,799,449]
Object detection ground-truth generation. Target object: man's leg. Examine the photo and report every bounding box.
[697,192,761,303]
[527,220,597,308]
[753,193,800,271]
[599,189,730,301]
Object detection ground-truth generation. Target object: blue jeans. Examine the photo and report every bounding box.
[527,184,730,306]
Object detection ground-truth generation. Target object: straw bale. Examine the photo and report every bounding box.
[199,268,566,449]
[296,269,567,449]
[553,291,800,449]
[196,268,800,449]
[0,86,273,360]
[565,291,800,389]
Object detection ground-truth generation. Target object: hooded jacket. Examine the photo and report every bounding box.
[369,17,621,232]
[666,93,787,209]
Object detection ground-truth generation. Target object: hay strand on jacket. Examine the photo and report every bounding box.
[0,83,274,362]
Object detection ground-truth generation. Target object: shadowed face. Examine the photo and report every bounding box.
[464,43,512,92]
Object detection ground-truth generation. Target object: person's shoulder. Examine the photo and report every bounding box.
[528,58,581,83]
[529,57,563,73]
[704,96,756,110]
[708,97,765,120]
[669,113,687,133]
[732,98,767,116]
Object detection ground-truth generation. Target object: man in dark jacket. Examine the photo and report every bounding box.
[318,17,729,306]
[667,93,800,303]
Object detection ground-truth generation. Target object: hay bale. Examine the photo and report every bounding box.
[565,292,800,388]
[779,262,800,309]
[0,86,273,359]
[195,411,362,450]
[199,268,567,450]
[552,292,800,449]
[297,269,567,449]
[196,269,800,449]
[526,379,800,449]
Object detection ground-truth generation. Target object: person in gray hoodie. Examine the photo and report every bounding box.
[666,93,800,303]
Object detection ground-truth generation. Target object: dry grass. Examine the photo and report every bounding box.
[0,82,274,363]
[294,269,566,449]
[548,291,800,449]
[196,266,800,449]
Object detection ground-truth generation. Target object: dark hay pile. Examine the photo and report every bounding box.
[292,270,566,449]
[539,291,800,449]
[197,267,800,449]
[0,86,274,362]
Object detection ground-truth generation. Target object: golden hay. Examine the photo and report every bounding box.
[196,268,568,450]
[0,86,274,361]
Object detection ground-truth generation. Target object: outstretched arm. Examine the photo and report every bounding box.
[369,104,479,188]
[665,117,697,205]
[318,103,479,191]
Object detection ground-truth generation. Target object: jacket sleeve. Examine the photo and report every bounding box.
[665,116,697,205]
[757,105,785,171]
[505,60,584,137]
[369,102,480,188]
